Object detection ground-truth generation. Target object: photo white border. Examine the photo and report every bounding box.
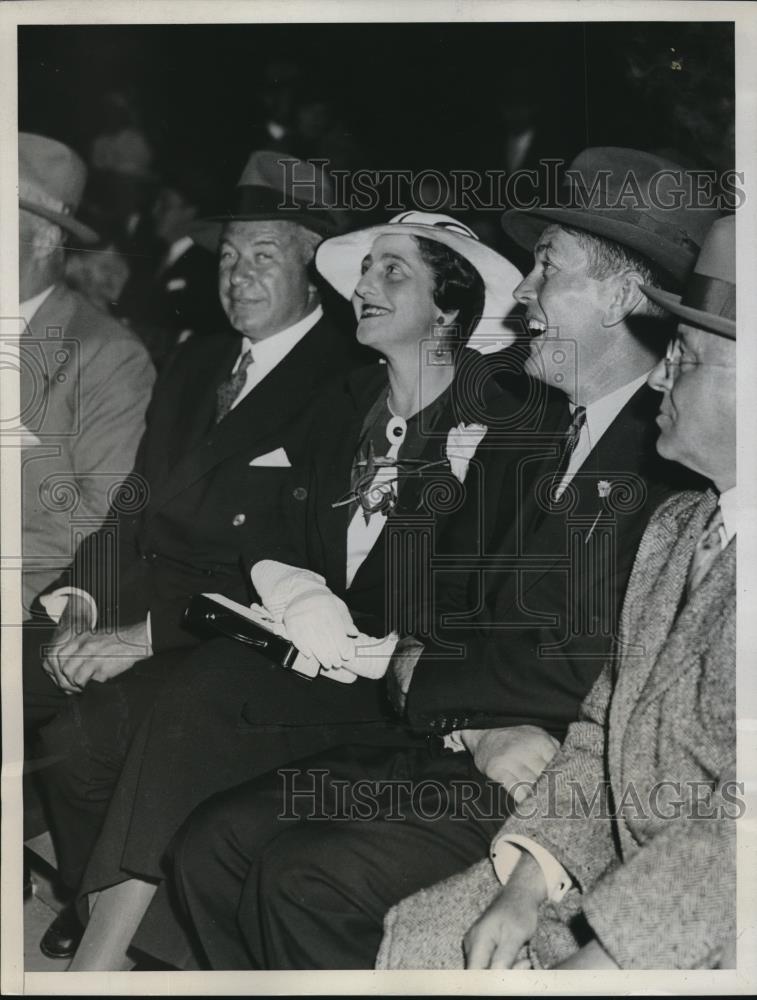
[1,1,755,995]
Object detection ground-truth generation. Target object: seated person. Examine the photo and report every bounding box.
[167,148,714,970]
[377,215,737,971]
[63,212,555,970]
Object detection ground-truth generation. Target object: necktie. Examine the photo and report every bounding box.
[551,405,587,499]
[687,505,726,594]
[216,349,253,423]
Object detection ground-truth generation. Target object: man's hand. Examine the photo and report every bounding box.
[42,594,97,693]
[43,615,151,694]
[386,637,424,715]
[461,726,559,803]
[464,852,547,969]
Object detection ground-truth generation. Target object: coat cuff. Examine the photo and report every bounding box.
[490,834,572,903]
[38,587,98,629]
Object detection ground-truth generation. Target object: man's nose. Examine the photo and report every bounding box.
[229,259,257,286]
[513,271,537,305]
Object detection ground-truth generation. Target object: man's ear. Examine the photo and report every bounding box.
[602,270,646,327]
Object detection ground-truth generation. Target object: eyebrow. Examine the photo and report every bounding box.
[534,241,555,255]
[221,237,280,250]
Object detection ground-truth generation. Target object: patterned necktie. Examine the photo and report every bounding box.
[687,505,726,594]
[216,349,253,423]
[551,404,587,499]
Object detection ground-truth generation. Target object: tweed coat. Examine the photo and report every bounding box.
[20,283,155,611]
[377,488,737,970]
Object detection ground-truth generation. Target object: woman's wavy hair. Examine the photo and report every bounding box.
[413,235,486,355]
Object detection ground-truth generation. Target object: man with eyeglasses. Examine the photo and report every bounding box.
[377,214,736,971]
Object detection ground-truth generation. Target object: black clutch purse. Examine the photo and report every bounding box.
[183,593,317,677]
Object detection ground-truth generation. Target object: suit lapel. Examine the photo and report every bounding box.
[316,377,375,591]
[495,384,663,616]
[606,490,719,787]
[146,318,333,515]
[20,286,78,429]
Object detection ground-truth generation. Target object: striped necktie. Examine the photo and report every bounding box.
[687,505,726,594]
[216,349,253,423]
[551,404,587,499]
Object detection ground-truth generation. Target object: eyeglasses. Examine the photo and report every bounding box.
[662,338,735,380]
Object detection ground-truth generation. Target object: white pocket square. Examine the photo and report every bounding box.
[249,447,291,468]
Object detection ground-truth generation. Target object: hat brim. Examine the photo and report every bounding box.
[641,285,736,339]
[190,212,338,254]
[315,222,523,353]
[502,208,696,286]
[20,198,99,245]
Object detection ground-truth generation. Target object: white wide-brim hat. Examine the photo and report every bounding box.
[315,211,523,354]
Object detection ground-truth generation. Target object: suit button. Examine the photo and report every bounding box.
[292,487,307,501]
[232,513,246,527]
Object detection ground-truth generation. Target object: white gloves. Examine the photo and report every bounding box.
[317,631,400,684]
[251,559,398,682]
[283,587,358,669]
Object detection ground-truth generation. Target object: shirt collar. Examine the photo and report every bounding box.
[20,284,56,325]
[718,486,737,543]
[571,371,651,449]
[238,304,323,367]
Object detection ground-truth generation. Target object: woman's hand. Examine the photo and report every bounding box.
[283,588,358,669]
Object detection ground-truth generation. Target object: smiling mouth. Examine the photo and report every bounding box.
[527,316,547,334]
[360,304,391,319]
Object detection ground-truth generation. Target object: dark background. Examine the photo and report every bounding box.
[19,20,735,187]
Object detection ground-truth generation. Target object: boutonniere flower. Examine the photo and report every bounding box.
[446,423,488,484]
[586,480,613,542]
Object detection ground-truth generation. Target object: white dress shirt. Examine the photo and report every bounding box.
[555,371,651,498]
[227,304,323,412]
[718,486,737,544]
[20,284,56,326]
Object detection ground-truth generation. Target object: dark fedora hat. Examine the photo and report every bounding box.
[502,147,721,285]
[642,214,735,339]
[19,132,99,245]
[191,150,341,252]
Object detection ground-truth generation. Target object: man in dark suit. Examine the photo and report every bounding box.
[171,148,720,970]
[23,150,365,958]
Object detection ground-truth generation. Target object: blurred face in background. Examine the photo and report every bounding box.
[152,186,197,245]
[648,322,736,490]
[218,220,316,341]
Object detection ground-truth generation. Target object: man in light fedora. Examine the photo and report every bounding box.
[17,132,155,612]
[23,149,365,959]
[168,148,717,970]
[377,213,737,972]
